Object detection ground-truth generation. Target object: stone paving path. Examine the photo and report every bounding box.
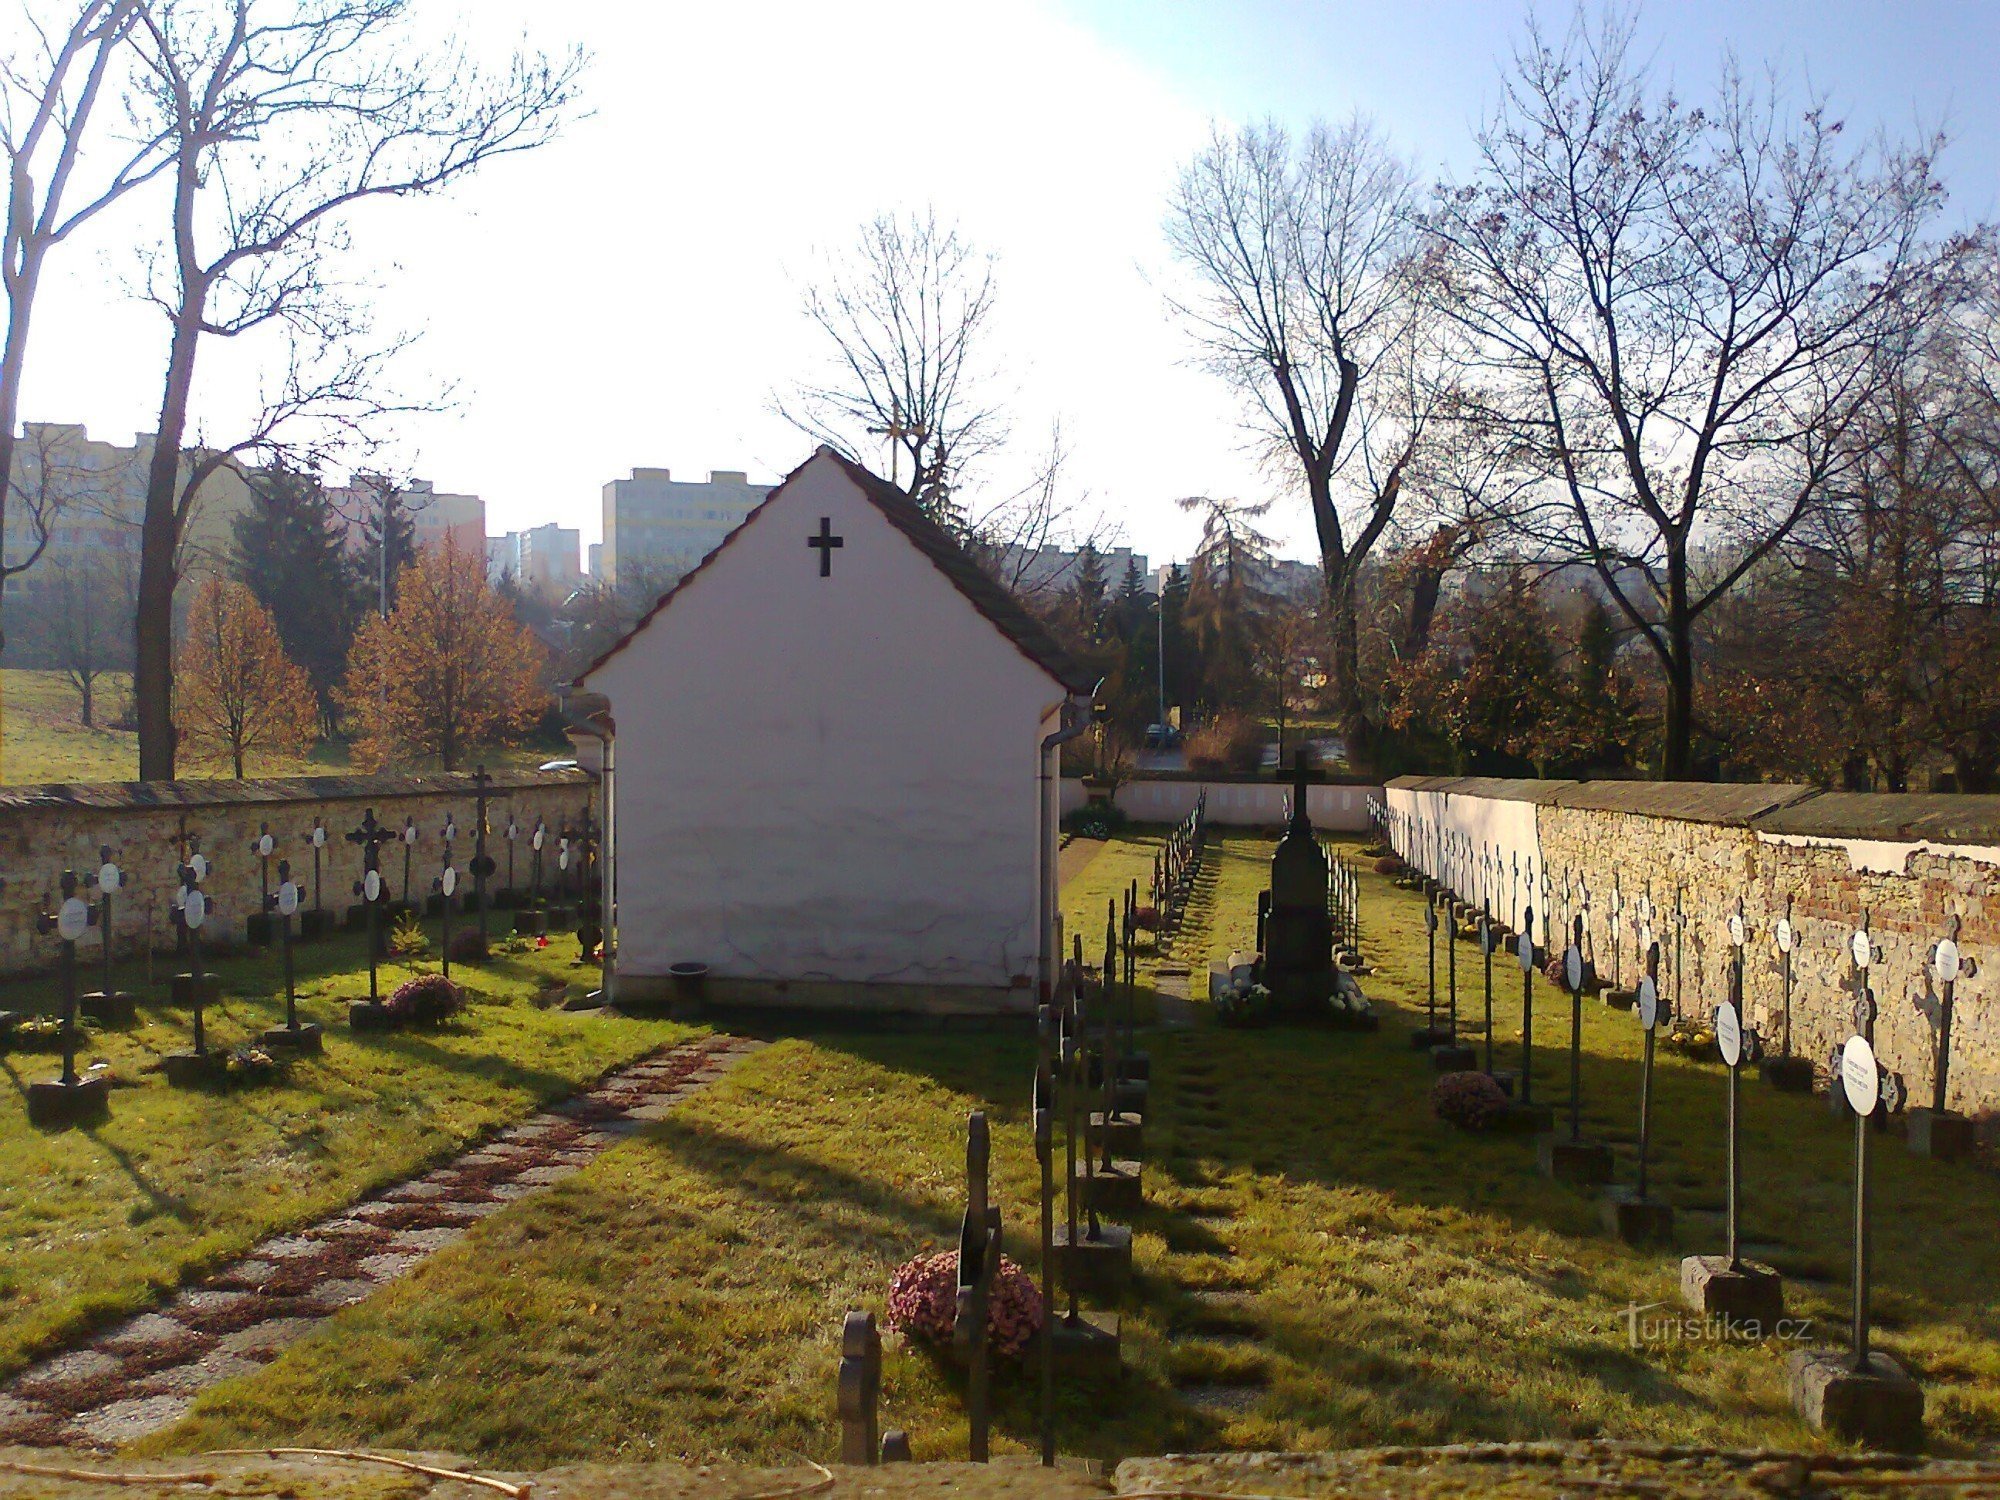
[0,1033,764,1451]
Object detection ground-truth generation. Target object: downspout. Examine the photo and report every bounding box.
[558,688,616,1007]
[1038,680,1102,1005]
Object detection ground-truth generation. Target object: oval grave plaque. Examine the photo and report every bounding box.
[404,823,418,844]
[312,825,327,847]
[1850,929,1872,969]
[1727,911,1745,948]
[1776,917,1794,954]
[364,869,382,902]
[258,833,274,857]
[1517,931,1535,972]
[1715,1002,1743,1066]
[97,862,120,894]
[1935,937,1961,984]
[277,881,299,917]
[57,896,91,942]
[442,867,457,897]
[190,853,208,881]
[1563,945,1583,991]
[184,889,207,930]
[1637,975,1659,1031]
[1841,1035,1879,1116]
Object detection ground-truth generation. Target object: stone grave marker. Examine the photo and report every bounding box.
[25,871,112,1125]
[954,1110,1001,1462]
[1538,915,1612,1183]
[301,819,333,940]
[346,809,396,1029]
[1681,905,1783,1325]
[838,1309,883,1464]
[163,863,226,1086]
[1907,916,1976,1160]
[261,859,322,1053]
[1788,940,1925,1448]
[80,846,137,1026]
[1762,894,1814,1091]
[1602,942,1673,1244]
[246,824,278,946]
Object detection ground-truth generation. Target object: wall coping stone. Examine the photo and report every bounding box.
[1554,781,1816,825]
[0,766,592,814]
[1754,792,2000,843]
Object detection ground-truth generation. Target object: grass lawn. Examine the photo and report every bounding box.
[0,914,699,1382]
[125,832,2000,1466]
[0,668,560,784]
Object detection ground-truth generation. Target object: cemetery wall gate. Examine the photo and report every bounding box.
[0,769,596,978]
[1385,776,2000,1118]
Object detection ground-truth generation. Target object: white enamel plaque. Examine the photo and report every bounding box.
[57,896,91,942]
[184,889,207,930]
[1776,917,1794,954]
[1638,976,1659,1031]
[97,862,120,893]
[364,870,382,902]
[1841,1035,1879,1115]
[1716,1002,1743,1067]
[277,881,299,917]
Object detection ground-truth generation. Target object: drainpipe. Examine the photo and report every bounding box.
[558,688,616,1007]
[1038,681,1102,1004]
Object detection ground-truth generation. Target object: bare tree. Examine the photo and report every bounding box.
[1165,115,1432,762]
[15,543,135,726]
[0,1,168,770]
[1423,7,1966,777]
[780,208,1006,525]
[962,422,1118,599]
[124,0,584,779]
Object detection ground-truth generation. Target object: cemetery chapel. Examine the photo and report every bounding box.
[577,447,1095,1013]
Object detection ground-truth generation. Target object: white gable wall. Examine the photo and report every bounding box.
[590,455,1063,997]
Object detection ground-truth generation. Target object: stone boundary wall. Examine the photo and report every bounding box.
[1384,776,2000,1117]
[0,769,596,979]
[1060,775,1380,829]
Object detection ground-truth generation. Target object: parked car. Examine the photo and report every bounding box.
[1144,723,1181,750]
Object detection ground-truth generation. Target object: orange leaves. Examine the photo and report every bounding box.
[174,579,320,777]
[339,540,549,772]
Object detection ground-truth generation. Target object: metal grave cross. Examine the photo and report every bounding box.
[954,1109,1001,1462]
[36,870,96,1087]
[1914,915,1972,1114]
[808,516,845,576]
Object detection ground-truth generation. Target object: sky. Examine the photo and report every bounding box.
[18,1,2000,569]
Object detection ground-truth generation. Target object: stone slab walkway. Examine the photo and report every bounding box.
[0,1033,765,1451]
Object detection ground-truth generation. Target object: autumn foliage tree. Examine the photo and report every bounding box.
[175,579,320,776]
[340,541,548,771]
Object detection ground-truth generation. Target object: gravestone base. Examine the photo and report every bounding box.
[1116,1051,1150,1082]
[1761,1055,1815,1092]
[1905,1107,1976,1162]
[298,909,334,942]
[1602,988,1637,1011]
[344,904,369,931]
[162,1051,230,1089]
[260,1022,324,1055]
[1409,1026,1451,1050]
[348,1000,396,1033]
[1071,1159,1143,1214]
[1047,1312,1121,1379]
[1431,1043,1478,1072]
[1497,1100,1554,1134]
[546,902,578,929]
[1109,1077,1148,1115]
[169,973,218,1008]
[80,990,138,1027]
[1487,1069,1518,1097]
[1600,1186,1676,1247]
[1053,1222,1133,1295]
[245,912,275,948]
[514,908,548,936]
[26,1074,111,1126]
[1679,1255,1785,1330]
[1537,1134,1615,1185]
[1087,1110,1143,1156]
[1788,1348,1925,1450]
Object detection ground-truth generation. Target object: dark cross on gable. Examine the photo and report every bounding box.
[808,516,844,576]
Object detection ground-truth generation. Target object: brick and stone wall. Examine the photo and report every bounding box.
[1386,776,2000,1117]
[0,769,596,978]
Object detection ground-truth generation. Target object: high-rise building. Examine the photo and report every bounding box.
[328,476,486,562]
[600,468,771,587]
[489,522,582,603]
[1,421,254,606]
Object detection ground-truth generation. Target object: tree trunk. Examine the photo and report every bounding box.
[1659,552,1695,780]
[1325,571,1368,770]
[0,244,48,781]
[134,314,203,781]
[79,676,93,728]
